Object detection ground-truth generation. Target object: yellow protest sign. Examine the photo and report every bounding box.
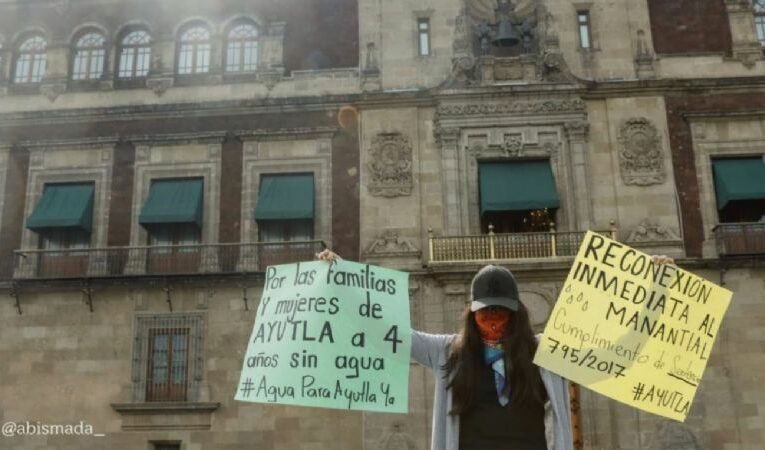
[533,231,732,421]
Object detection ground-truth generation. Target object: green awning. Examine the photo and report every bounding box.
[479,161,560,213]
[139,178,203,228]
[713,157,765,210]
[26,183,95,232]
[254,174,314,220]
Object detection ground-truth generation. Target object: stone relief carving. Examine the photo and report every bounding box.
[564,120,590,140]
[627,219,681,243]
[652,422,701,450]
[466,131,560,160]
[145,77,173,97]
[40,83,66,102]
[377,423,416,450]
[634,30,656,79]
[436,99,586,117]
[617,117,666,186]
[365,231,420,257]
[448,0,573,85]
[367,132,413,197]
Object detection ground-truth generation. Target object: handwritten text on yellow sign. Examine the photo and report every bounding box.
[533,231,732,421]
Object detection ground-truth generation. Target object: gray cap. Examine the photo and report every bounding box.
[469,265,520,312]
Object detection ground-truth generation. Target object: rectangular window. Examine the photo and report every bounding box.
[418,18,431,56]
[577,11,592,49]
[153,444,181,450]
[756,15,765,47]
[147,328,189,402]
[132,314,204,403]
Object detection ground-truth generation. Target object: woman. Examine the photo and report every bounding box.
[317,249,674,450]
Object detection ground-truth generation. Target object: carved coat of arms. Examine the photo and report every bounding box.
[367,133,413,197]
[617,118,666,186]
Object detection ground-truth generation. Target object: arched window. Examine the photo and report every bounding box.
[755,0,765,47]
[177,25,211,75]
[225,22,258,73]
[72,32,106,80]
[117,30,151,78]
[14,35,47,83]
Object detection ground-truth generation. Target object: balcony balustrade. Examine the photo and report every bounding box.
[11,240,326,280]
[427,225,616,264]
[714,222,765,257]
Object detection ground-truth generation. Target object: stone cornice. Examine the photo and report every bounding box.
[1,76,765,128]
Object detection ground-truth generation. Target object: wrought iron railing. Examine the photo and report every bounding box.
[12,240,326,280]
[427,225,616,263]
[714,222,765,256]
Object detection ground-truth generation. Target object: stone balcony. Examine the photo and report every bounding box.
[714,222,765,257]
[427,227,616,265]
[10,240,326,280]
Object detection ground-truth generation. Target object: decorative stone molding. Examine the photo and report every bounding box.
[436,99,586,117]
[434,126,461,147]
[145,77,173,97]
[364,231,420,257]
[617,117,666,186]
[467,134,554,159]
[367,132,413,197]
[634,30,656,79]
[627,219,681,243]
[449,10,477,85]
[564,120,590,140]
[376,423,416,450]
[257,70,283,91]
[726,0,764,68]
[39,82,66,102]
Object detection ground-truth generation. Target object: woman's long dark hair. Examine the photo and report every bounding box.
[443,302,545,415]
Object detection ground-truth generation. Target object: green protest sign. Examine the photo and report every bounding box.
[235,260,411,413]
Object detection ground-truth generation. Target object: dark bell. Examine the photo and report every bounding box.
[492,19,520,47]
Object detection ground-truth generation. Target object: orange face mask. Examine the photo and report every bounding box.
[474,308,512,342]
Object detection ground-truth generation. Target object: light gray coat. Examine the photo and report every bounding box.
[411,330,574,450]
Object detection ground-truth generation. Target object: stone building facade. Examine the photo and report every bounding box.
[0,1,764,449]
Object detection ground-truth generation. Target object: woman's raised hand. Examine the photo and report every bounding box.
[650,254,675,265]
[316,249,341,263]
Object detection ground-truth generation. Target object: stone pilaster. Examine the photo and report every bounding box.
[565,120,593,231]
[435,126,462,235]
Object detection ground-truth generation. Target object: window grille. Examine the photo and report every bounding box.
[418,18,431,56]
[755,1,765,47]
[14,35,47,83]
[177,26,211,75]
[132,314,204,402]
[118,30,151,78]
[577,11,592,50]
[72,32,106,80]
[225,23,258,73]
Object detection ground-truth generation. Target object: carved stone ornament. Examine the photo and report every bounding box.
[617,118,666,186]
[377,423,416,450]
[39,83,66,102]
[627,219,681,243]
[564,120,590,140]
[367,133,413,197]
[365,231,420,257]
[145,77,173,97]
[437,99,586,117]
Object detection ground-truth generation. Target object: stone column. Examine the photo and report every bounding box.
[565,120,593,231]
[435,126,463,235]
